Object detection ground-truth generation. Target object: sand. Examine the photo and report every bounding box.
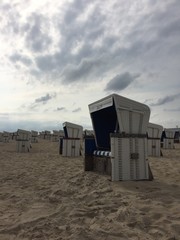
[0,139,180,240]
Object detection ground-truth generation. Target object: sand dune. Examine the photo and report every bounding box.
[0,139,180,240]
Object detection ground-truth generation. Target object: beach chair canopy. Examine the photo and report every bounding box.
[17,129,31,140]
[164,128,175,138]
[147,122,163,139]
[63,121,83,138]
[89,94,150,150]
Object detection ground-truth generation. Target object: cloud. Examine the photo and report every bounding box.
[25,13,52,52]
[159,19,180,39]
[31,1,107,82]
[35,93,56,104]
[5,0,178,88]
[143,98,154,104]
[56,107,66,111]
[1,3,12,11]
[150,93,180,106]
[72,107,81,113]
[63,0,89,25]
[105,72,140,91]
[21,93,57,111]
[35,52,62,72]
[62,57,105,84]
[31,0,174,86]
[164,107,180,112]
[9,53,32,66]
[0,3,20,35]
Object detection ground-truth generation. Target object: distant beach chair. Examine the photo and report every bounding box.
[51,130,59,142]
[16,129,31,153]
[11,131,18,141]
[2,131,10,143]
[44,130,51,140]
[31,130,38,143]
[147,123,163,157]
[59,122,83,157]
[162,129,175,149]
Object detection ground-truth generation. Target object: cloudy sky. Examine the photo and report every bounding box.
[0,0,180,132]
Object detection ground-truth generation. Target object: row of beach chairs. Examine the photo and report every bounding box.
[1,94,179,181]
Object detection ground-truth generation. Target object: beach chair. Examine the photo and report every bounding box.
[84,93,153,181]
[16,129,31,152]
[147,123,163,157]
[162,129,175,149]
[31,130,38,143]
[51,130,60,142]
[44,130,51,140]
[59,122,83,157]
[2,131,10,143]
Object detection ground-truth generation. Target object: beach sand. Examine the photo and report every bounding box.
[0,139,180,240]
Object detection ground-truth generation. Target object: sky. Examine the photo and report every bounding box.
[0,0,180,132]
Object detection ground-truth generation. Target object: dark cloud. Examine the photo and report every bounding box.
[56,107,66,111]
[9,53,32,66]
[33,0,174,85]
[25,13,52,52]
[29,2,143,84]
[159,19,180,39]
[150,93,180,106]
[23,93,57,111]
[21,23,31,32]
[62,57,105,84]
[35,93,56,104]
[35,53,62,72]
[0,4,20,34]
[32,1,106,81]
[143,98,153,105]
[119,0,180,63]
[60,0,177,85]
[87,28,104,41]
[105,72,140,91]
[63,0,89,24]
[72,107,81,113]
[30,69,41,77]
[1,0,180,92]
